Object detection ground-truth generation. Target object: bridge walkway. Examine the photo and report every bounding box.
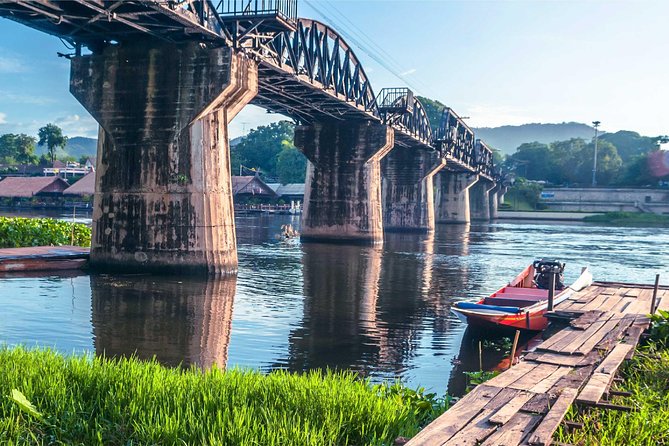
[406,281,669,446]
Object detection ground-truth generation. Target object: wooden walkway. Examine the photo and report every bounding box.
[407,281,669,446]
[0,245,89,272]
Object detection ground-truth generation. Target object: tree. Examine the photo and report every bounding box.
[0,133,38,165]
[570,140,622,186]
[599,130,660,162]
[506,142,554,181]
[231,121,295,179]
[276,141,307,184]
[416,96,447,131]
[38,123,68,165]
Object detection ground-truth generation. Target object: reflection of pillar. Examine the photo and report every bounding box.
[91,275,236,369]
[470,179,496,221]
[435,172,479,224]
[381,148,446,232]
[283,244,382,371]
[295,122,394,244]
[71,42,257,275]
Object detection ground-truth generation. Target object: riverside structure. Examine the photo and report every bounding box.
[0,0,503,275]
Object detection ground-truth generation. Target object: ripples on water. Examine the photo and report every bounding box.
[1,212,668,394]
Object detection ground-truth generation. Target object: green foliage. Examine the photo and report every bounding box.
[0,133,38,165]
[506,178,544,210]
[276,142,307,184]
[373,382,451,428]
[599,130,661,162]
[557,343,669,445]
[0,217,91,248]
[583,212,669,226]
[463,370,500,388]
[416,96,447,131]
[0,347,446,445]
[38,123,68,165]
[482,337,512,355]
[649,310,669,345]
[232,121,296,179]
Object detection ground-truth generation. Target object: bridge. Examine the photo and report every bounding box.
[0,0,505,275]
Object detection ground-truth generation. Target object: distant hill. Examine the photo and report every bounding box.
[37,136,97,160]
[474,122,597,154]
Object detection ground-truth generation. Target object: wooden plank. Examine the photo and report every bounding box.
[521,394,552,415]
[623,288,640,297]
[529,366,571,394]
[442,388,520,446]
[594,293,624,313]
[576,343,633,404]
[485,362,539,388]
[535,329,578,353]
[569,310,604,330]
[479,412,541,446]
[657,291,669,312]
[572,315,621,355]
[489,392,534,425]
[523,352,584,367]
[527,388,579,446]
[509,364,559,391]
[595,314,636,352]
[548,364,596,395]
[405,385,502,445]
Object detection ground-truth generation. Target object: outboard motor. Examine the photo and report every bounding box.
[533,259,565,290]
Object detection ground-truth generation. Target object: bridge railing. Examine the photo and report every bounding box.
[214,0,297,24]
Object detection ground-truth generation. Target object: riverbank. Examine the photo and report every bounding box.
[497,210,601,221]
[0,348,447,445]
[583,211,669,226]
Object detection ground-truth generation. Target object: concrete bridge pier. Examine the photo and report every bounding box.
[470,179,496,221]
[381,148,446,232]
[294,122,394,244]
[489,184,501,220]
[70,42,258,275]
[435,172,479,224]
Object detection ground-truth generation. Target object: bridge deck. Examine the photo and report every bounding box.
[406,281,669,446]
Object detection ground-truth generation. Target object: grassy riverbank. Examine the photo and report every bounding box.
[0,348,447,445]
[0,216,90,248]
[583,211,669,226]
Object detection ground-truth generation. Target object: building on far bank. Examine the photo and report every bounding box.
[231,175,277,203]
[63,171,95,198]
[0,176,70,205]
[541,187,669,214]
[267,183,305,202]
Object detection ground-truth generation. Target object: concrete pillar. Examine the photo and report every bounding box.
[498,185,508,204]
[70,42,257,275]
[435,172,479,224]
[470,179,496,221]
[381,148,446,232]
[489,184,501,220]
[294,121,394,244]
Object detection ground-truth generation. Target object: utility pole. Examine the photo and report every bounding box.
[591,121,601,187]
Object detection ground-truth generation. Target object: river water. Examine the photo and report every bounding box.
[1,210,668,394]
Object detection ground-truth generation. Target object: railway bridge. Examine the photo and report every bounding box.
[0,0,505,274]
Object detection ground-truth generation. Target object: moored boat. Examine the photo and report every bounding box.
[451,260,592,331]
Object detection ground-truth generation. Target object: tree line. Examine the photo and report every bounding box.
[504,131,668,187]
[0,123,68,166]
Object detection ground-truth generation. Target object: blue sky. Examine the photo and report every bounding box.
[0,0,667,140]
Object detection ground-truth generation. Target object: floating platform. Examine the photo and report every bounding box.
[407,281,669,446]
[0,246,90,272]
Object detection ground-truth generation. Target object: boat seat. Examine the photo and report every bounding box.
[484,297,537,307]
[499,288,548,296]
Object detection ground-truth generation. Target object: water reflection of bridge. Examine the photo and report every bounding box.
[91,275,236,369]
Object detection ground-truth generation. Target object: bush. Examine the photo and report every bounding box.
[0,217,91,248]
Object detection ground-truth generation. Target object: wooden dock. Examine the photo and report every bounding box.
[0,245,89,272]
[407,281,669,446]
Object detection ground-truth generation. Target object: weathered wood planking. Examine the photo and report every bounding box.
[576,343,634,404]
[527,388,579,446]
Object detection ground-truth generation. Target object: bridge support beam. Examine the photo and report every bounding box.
[381,148,446,232]
[489,184,501,220]
[70,42,257,275]
[470,179,496,221]
[435,172,479,224]
[295,122,394,244]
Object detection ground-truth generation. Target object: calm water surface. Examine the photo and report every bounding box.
[1,212,668,394]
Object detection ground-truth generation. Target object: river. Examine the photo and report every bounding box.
[1,210,668,394]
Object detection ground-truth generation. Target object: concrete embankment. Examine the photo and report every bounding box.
[497,211,601,221]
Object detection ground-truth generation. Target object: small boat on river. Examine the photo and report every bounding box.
[451,260,592,331]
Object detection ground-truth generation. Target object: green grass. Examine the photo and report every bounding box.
[0,347,448,445]
[583,211,669,226]
[555,342,669,445]
[0,216,91,248]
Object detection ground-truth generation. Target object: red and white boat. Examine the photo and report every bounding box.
[451,260,592,331]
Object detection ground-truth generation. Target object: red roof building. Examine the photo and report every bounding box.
[63,171,95,196]
[0,176,70,198]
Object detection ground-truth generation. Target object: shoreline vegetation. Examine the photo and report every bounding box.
[582,211,669,226]
[0,216,91,248]
[0,348,448,445]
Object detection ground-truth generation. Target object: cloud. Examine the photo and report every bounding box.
[400,68,417,76]
[0,91,55,105]
[0,112,6,124]
[0,56,26,73]
[54,114,98,137]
